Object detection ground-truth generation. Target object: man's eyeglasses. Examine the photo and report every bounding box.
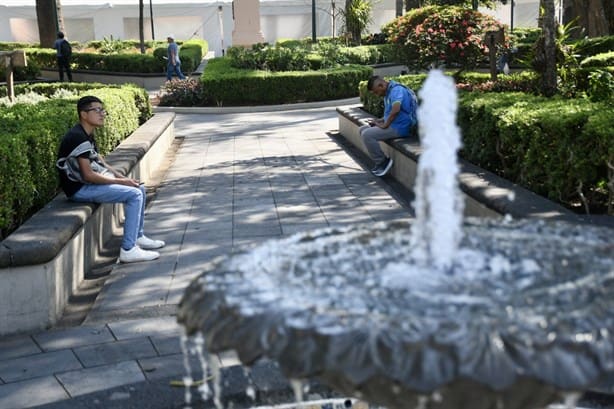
[85,107,107,115]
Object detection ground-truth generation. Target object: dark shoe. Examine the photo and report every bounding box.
[372,157,394,177]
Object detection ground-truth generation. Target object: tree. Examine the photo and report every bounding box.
[343,0,374,44]
[562,0,611,37]
[36,0,63,47]
[533,0,558,96]
[405,0,422,12]
[396,0,403,16]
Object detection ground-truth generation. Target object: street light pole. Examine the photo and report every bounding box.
[312,0,316,43]
[149,0,155,39]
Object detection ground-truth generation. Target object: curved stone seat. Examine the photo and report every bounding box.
[337,105,581,221]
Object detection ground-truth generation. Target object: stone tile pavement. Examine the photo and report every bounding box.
[0,105,413,409]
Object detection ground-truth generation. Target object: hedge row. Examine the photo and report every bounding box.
[196,57,373,106]
[459,92,612,213]
[0,84,152,239]
[360,73,613,214]
[0,39,207,77]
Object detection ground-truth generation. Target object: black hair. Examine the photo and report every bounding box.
[367,75,383,91]
[77,96,103,115]
[57,31,65,39]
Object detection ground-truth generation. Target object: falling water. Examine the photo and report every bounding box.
[409,70,464,269]
[180,334,194,408]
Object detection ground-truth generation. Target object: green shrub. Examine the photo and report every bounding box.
[227,44,311,71]
[573,35,614,60]
[20,39,207,74]
[580,51,614,68]
[383,6,507,71]
[458,92,613,214]
[587,69,614,102]
[158,79,206,106]
[195,57,372,106]
[178,39,208,73]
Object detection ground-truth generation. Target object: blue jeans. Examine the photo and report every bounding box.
[166,62,185,80]
[71,183,146,251]
[359,124,400,165]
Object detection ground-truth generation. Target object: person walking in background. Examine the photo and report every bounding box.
[56,96,165,263]
[166,34,186,81]
[360,76,418,177]
[52,31,73,82]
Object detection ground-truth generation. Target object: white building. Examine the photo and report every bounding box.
[0,0,538,57]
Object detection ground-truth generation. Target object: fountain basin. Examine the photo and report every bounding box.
[178,219,614,409]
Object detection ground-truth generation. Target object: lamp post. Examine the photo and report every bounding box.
[510,0,515,31]
[149,0,155,39]
[312,0,316,43]
[218,5,225,56]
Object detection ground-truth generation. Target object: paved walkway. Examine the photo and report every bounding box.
[0,106,411,409]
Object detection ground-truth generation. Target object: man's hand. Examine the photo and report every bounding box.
[117,177,140,187]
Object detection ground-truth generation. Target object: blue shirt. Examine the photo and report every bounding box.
[53,39,64,57]
[167,42,180,64]
[384,80,418,137]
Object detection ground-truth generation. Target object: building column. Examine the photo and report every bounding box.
[232,0,265,46]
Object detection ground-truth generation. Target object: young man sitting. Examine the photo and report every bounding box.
[56,96,165,263]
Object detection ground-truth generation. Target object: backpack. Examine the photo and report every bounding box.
[60,39,72,58]
[56,141,112,183]
[391,82,418,126]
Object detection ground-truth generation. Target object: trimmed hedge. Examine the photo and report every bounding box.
[459,92,613,213]
[197,57,372,106]
[0,84,152,238]
[10,39,207,76]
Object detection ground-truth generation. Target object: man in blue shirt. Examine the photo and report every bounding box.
[166,34,186,81]
[360,76,417,177]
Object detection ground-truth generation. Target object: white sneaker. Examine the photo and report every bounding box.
[136,235,165,250]
[119,246,160,263]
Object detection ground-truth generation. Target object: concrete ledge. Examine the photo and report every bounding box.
[41,68,167,90]
[0,112,176,336]
[337,105,578,220]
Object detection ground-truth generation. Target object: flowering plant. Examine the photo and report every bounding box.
[383,6,508,71]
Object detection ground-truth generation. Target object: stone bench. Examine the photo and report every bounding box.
[337,105,579,220]
[0,112,176,336]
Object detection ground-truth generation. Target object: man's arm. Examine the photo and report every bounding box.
[78,157,139,187]
[376,102,401,129]
[97,156,126,179]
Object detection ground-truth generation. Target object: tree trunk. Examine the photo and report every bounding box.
[539,0,557,96]
[139,0,146,54]
[586,0,608,36]
[56,0,65,34]
[396,0,403,16]
[36,0,59,47]
[563,0,610,37]
[405,0,420,12]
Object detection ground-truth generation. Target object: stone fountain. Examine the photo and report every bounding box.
[177,70,614,409]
